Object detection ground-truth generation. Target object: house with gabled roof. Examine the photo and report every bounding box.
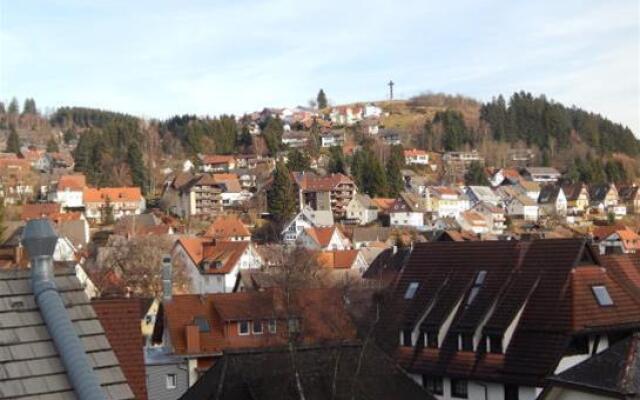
[523,166,561,183]
[539,333,640,400]
[538,184,567,216]
[455,210,490,235]
[390,192,428,229]
[562,183,590,214]
[47,173,87,209]
[383,239,640,400]
[172,237,264,294]
[497,186,539,221]
[592,226,640,255]
[84,187,146,222]
[154,288,357,396]
[465,185,501,206]
[281,205,334,243]
[199,154,236,172]
[471,201,506,235]
[298,226,350,251]
[590,183,620,209]
[618,184,640,214]
[429,186,470,219]
[404,148,429,165]
[203,215,251,241]
[345,193,379,225]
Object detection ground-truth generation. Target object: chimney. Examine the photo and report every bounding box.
[22,219,107,400]
[185,325,200,353]
[162,254,173,302]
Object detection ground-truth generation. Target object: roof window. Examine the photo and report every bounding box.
[591,285,614,306]
[404,282,419,299]
[466,270,487,306]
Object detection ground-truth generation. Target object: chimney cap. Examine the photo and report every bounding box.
[22,219,58,258]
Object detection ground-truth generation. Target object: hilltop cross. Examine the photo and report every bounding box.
[388,80,394,100]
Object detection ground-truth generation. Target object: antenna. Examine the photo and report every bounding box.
[388,80,395,100]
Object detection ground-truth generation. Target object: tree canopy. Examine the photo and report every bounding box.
[5,125,21,155]
[316,89,328,109]
[267,162,297,223]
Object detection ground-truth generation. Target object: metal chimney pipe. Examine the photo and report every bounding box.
[22,219,107,400]
[162,254,173,302]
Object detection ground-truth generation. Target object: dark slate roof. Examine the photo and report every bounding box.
[383,239,640,387]
[589,183,614,202]
[546,333,639,397]
[180,342,434,400]
[538,184,562,204]
[362,247,412,285]
[0,267,134,399]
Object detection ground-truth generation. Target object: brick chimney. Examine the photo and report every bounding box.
[185,325,200,353]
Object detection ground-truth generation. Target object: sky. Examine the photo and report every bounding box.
[1,0,638,134]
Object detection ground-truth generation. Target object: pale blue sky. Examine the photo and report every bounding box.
[1,0,638,134]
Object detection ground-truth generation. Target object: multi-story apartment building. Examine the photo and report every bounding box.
[293,172,357,219]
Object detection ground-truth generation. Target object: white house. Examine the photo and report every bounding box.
[404,149,429,166]
[363,103,382,118]
[320,132,345,148]
[538,185,567,216]
[298,226,350,251]
[465,186,501,206]
[172,237,264,294]
[429,186,471,219]
[48,174,86,209]
[456,210,490,235]
[471,201,506,235]
[390,192,427,229]
[345,194,379,225]
[281,206,334,243]
[498,187,539,221]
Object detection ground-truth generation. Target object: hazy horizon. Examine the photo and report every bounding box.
[1,0,638,134]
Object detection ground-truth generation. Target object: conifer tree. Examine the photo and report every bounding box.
[267,162,297,223]
[464,161,488,185]
[316,89,328,109]
[327,146,345,174]
[386,145,405,197]
[263,117,284,156]
[7,97,19,114]
[5,125,21,155]
[286,149,311,172]
[127,142,148,194]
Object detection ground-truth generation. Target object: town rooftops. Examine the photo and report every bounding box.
[316,249,360,269]
[538,184,563,204]
[303,226,340,248]
[21,202,62,220]
[524,166,561,176]
[200,154,235,165]
[561,183,588,201]
[84,187,143,203]
[0,266,134,399]
[388,239,640,386]
[404,148,428,157]
[177,237,251,275]
[589,183,616,202]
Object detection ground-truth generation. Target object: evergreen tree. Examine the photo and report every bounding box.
[350,148,387,196]
[386,145,405,197]
[127,142,148,194]
[0,102,5,114]
[263,117,284,155]
[238,125,252,148]
[5,125,21,155]
[433,110,469,151]
[267,162,297,223]
[464,161,488,185]
[46,136,59,153]
[7,97,19,114]
[22,98,37,115]
[327,146,346,174]
[541,150,550,167]
[286,149,311,172]
[316,89,328,109]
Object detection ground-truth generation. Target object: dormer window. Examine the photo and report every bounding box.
[487,334,503,354]
[466,270,486,307]
[458,333,473,351]
[404,282,419,299]
[401,330,413,347]
[592,285,614,306]
[425,331,438,348]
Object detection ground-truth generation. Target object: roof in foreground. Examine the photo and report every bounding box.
[0,267,134,399]
[180,342,434,400]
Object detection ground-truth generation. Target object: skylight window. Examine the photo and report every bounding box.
[592,285,614,306]
[404,282,419,299]
[466,270,487,306]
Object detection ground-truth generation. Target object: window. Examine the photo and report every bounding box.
[288,318,300,334]
[566,336,589,355]
[451,379,468,398]
[505,384,519,400]
[402,330,413,347]
[488,334,503,354]
[426,332,438,348]
[238,321,250,336]
[466,270,487,306]
[252,320,263,334]
[458,334,473,351]
[268,319,277,334]
[194,316,210,332]
[592,285,614,306]
[166,374,177,389]
[422,375,443,395]
[404,282,419,299]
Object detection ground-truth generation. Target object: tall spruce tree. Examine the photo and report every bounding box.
[7,98,19,114]
[316,89,328,109]
[267,162,297,223]
[464,161,488,185]
[263,117,284,156]
[327,146,346,174]
[286,149,311,172]
[127,142,148,194]
[5,125,21,155]
[22,98,37,115]
[386,145,405,197]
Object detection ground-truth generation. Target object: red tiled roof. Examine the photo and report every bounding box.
[92,299,148,400]
[304,226,337,248]
[316,250,359,269]
[57,174,87,191]
[201,155,234,165]
[177,237,252,275]
[163,288,357,356]
[293,172,354,192]
[404,149,427,157]
[84,187,143,203]
[21,203,61,220]
[204,215,251,240]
